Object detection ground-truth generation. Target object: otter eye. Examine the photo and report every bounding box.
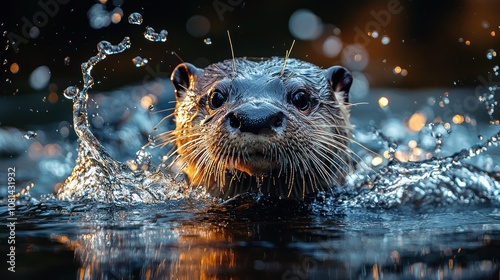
[291,91,310,111]
[209,89,227,109]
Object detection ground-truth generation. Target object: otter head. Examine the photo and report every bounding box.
[170,57,353,199]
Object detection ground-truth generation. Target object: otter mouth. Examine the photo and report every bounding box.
[225,152,280,176]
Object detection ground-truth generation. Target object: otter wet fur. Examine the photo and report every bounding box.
[163,57,355,199]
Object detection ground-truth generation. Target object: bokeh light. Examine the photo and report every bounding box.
[408,112,427,132]
[140,94,157,110]
[378,96,389,108]
[322,36,342,58]
[452,114,465,124]
[10,63,19,74]
[340,44,369,71]
[186,15,210,37]
[288,9,323,40]
[29,65,51,90]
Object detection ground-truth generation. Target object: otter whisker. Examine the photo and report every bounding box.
[280,40,296,77]
[227,30,236,77]
[171,51,184,63]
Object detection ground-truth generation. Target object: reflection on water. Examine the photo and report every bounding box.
[3,199,499,279]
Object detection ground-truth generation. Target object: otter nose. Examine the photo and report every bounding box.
[227,103,285,134]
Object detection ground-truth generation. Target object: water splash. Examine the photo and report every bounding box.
[57,37,192,204]
[345,129,500,208]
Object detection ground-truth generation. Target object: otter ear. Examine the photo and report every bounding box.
[325,66,353,103]
[171,63,203,100]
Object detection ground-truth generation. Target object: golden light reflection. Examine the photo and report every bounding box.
[10,62,19,74]
[408,112,427,132]
[378,96,389,108]
[394,151,406,162]
[408,140,417,149]
[140,94,157,109]
[452,114,465,124]
[465,40,471,45]
[383,150,391,159]
[52,222,245,280]
[491,31,496,37]
[412,147,423,157]
[393,66,402,74]
[372,264,379,280]
[371,156,383,166]
[112,13,122,24]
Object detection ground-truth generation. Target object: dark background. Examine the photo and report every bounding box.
[1,0,499,128]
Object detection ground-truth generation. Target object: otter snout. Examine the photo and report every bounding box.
[226,102,285,135]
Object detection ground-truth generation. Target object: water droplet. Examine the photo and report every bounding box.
[371,31,379,38]
[23,131,37,140]
[478,135,483,140]
[486,49,497,60]
[63,86,80,99]
[144,27,168,42]
[204,38,212,45]
[3,59,7,65]
[97,37,131,56]
[132,56,148,67]
[481,20,490,29]
[128,12,143,25]
[64,56,70,66]
[148,104,154,111]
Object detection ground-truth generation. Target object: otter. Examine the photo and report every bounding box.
[166,57,353,199]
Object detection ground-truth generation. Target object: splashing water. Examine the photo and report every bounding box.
[57,37,197,204]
